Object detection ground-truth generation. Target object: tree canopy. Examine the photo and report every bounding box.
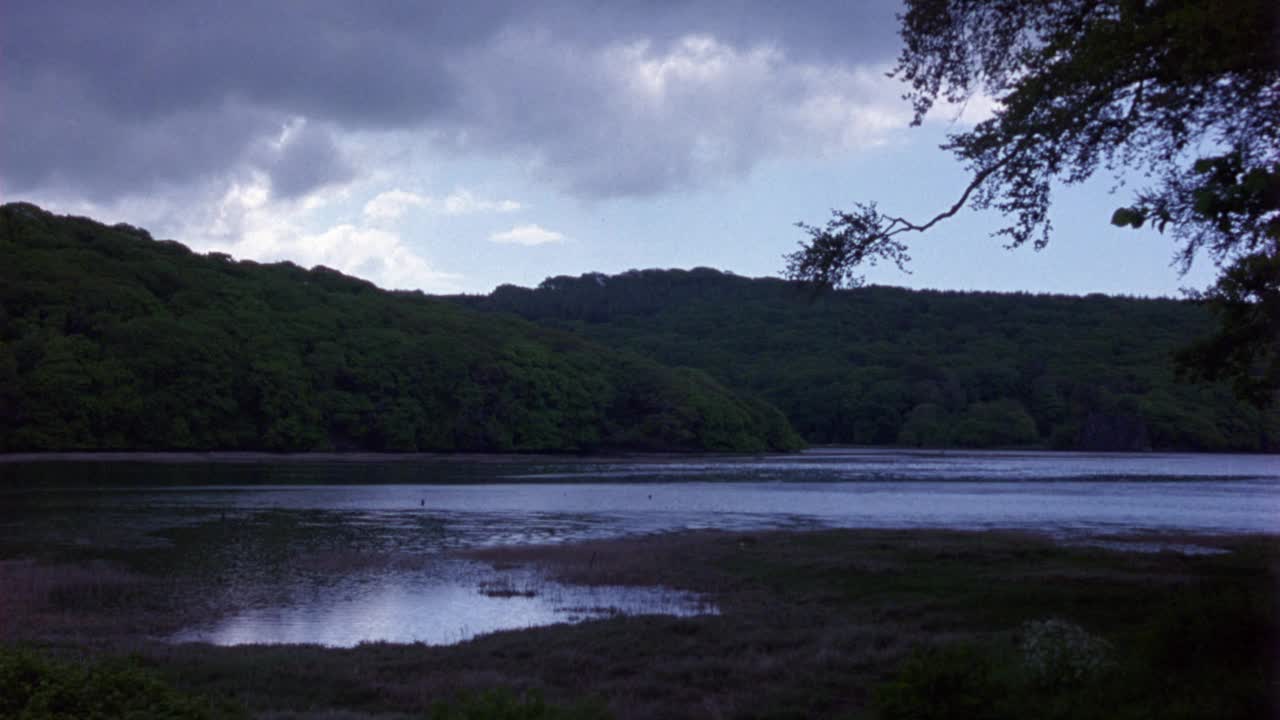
[466,268,1279,452]
[0,204,801,453]
[785,0,1279,405]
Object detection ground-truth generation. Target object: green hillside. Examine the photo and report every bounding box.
[0,205,801,453]
[461,268,1278,452]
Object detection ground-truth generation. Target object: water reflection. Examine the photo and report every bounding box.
[171,561,714,647]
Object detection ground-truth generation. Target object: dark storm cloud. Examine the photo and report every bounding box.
[1,0,903,201]
[258,123,354,199]
[528,0,904,65]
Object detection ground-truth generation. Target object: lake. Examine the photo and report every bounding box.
[2,449,1276,646]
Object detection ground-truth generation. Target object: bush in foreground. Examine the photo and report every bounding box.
[0,647,242,720]
[877,591,1276,720]
[428,689,612,720]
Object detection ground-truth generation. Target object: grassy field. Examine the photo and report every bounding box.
[2,529,1277,719]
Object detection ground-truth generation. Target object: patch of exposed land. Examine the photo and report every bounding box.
[2,529,1277,719]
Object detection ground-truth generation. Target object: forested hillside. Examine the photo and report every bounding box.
[0,205,801,453]
[462,268,1278,452]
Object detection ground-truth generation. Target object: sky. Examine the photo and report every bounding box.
[1,1,1216,297]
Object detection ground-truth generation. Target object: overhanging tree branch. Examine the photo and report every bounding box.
[785,138,1029,288]
[785,0,1279,404]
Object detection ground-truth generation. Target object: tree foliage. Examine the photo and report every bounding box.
[0,204,801,453]
[785,0,1280,404]
[467,268,1279,451]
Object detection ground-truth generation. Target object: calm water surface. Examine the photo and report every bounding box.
[2,449,1275,646]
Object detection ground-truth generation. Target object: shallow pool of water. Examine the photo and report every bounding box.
[169,560,714,647]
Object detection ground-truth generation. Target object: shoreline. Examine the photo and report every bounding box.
[2,445,1276,465]
[0,449,776,465]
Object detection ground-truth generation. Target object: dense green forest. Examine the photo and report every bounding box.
[5,202,1271,454]
[0,204,801,453]
[459,269,1279,452]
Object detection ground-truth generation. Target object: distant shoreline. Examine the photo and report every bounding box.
[0,446,1274,464]
[0,449,778,465]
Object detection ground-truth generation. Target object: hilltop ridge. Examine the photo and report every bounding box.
[459,268,1278,452]
[0,204,801,453]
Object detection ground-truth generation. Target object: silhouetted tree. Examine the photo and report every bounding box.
[786,0,1279,404]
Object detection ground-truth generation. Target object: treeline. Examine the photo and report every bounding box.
[459,268,1279,452]
[0,205,801,453]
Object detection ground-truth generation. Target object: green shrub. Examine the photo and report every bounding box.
[877,595,1277,720]
[427,689,611,720]
[874,644,1005,720]
[0,647,241,719]
[1124,583,1278,720]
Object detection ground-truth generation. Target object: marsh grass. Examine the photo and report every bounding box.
[2,529,1276,719]
[0,559,169,643]
[478,576,541,598]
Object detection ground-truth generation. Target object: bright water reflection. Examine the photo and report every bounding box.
[171,561,713,647]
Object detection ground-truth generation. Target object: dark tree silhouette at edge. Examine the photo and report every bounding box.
[786,0,1279,405]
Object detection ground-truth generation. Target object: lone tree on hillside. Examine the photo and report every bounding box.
[786,0,1279,404]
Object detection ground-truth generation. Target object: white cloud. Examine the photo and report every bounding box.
[442,188,523,215]
[361,187,523,222]
[279,223,461,291]
[489,223,565,246]
[362,189,432,221]
[194,177,463,292]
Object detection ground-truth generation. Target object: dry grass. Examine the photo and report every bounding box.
[0,559,157,641]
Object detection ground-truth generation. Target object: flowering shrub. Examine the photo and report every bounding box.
[1019,618,1113,690]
